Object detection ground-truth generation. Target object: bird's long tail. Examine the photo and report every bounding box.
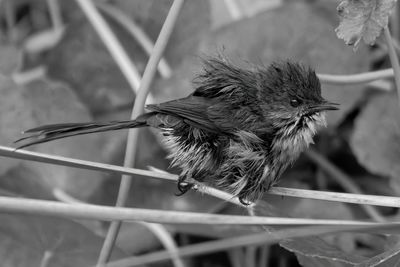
[15,119,147,149]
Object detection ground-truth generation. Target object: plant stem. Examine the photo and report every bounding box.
[4,145,400,209]
[317,69,394,85]
[46,0,63,29]
[224,0,243,20]
[104,224,392,267]
[39,251,53,267]
[267,187,400,208]
[98,0,185,264]
[96,3,172,79]
[140,223,185,267]
[384,26,400,105]
[305,150,385,222]
[0,197,377,226]
[75,0,142,94]
[55,185,184,267]
[0,146,176,181]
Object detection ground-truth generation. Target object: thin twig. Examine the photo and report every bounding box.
[3,146,400,208]
[4,0,15,41]
[383,26,400,106]
[390,4,400,42]
[52,187,184,267]
[104,224,399,267]
[98,0,185,264]
[52,188,86,204]
[0,146,176,181]
[317,69,394,85]
[74,0,143,94]
[258,245,270,267]
[305,149,385,222]
[245,246,256,267]
[12,66,47,85]
[228,248,244,267]
[39,251,53,267]
[267,187,400,208]
[46,0,63,29]
[367,79,393,91]
[96,2,172,79]
[0,197,378,226]
[22,28,65,54]
[140,223,185,267]
[223,0,243,20]
[0,146,244,206]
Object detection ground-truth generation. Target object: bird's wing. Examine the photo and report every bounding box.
[147,95,270,137]
[146,96,222,133]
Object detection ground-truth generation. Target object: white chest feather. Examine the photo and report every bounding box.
[272,112,327,167]
[161,129,214,177]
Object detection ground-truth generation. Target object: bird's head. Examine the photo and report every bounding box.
[258,61,339,138]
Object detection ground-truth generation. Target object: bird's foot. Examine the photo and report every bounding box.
[238,197,253,206]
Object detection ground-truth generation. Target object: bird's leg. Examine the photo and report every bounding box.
[175,175,194,196]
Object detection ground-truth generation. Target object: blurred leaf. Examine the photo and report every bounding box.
[335,0,396,48]
[0,164,54,199]
[43,0,210,114]
[0,213,125,266]
[0,45,20,75]
[281,237,367,267]
[257,185,375,267]
[290,198,354,221]
[115,222,162,255]
[355,241,400,267]
[152,56,199,102]
[0,77,106,200]
[112,0,210,67]
[0,75,26,173]
[196,2,370,125]
[266,193,363,263]
[43,16,139,114]
[209,0,283,29]
[350,93,400,181]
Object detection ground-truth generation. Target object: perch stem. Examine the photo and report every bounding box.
[384,26,400,106]
[97,0,185,265]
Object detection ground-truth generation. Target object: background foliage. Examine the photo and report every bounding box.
[0,0,399,266]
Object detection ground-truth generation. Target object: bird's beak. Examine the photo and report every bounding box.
[306,101,339,114]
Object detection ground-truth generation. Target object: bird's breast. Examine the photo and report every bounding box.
[270,113,326,175]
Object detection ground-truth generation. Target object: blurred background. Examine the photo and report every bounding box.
[0,0,399,266]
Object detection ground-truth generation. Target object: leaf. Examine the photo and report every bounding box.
[43,0,210,115]
[281,237,367,267]
[197,2,371,125]
[0,45,20,75]
[0,213,125,266]
[0,77,106,200]
[43,17,137,114]
[356,241,400,267]
[335,0,397,48]
[0,165,55,199]
[350,93,400,181]
[112,0,210,67]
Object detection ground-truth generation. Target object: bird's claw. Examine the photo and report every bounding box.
[175,180,194,196]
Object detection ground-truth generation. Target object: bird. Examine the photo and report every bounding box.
[16,57,339,205]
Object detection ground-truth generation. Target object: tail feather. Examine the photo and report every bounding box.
[15,120,146,149]
[23,122,108,133]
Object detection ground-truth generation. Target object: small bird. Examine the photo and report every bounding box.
[16,57,338,204]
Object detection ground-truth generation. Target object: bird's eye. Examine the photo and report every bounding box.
[290,99,301,107]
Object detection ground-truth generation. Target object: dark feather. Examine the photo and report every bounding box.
[14,56,338,204]
[15,120,146,149]
[147,96,220,133]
